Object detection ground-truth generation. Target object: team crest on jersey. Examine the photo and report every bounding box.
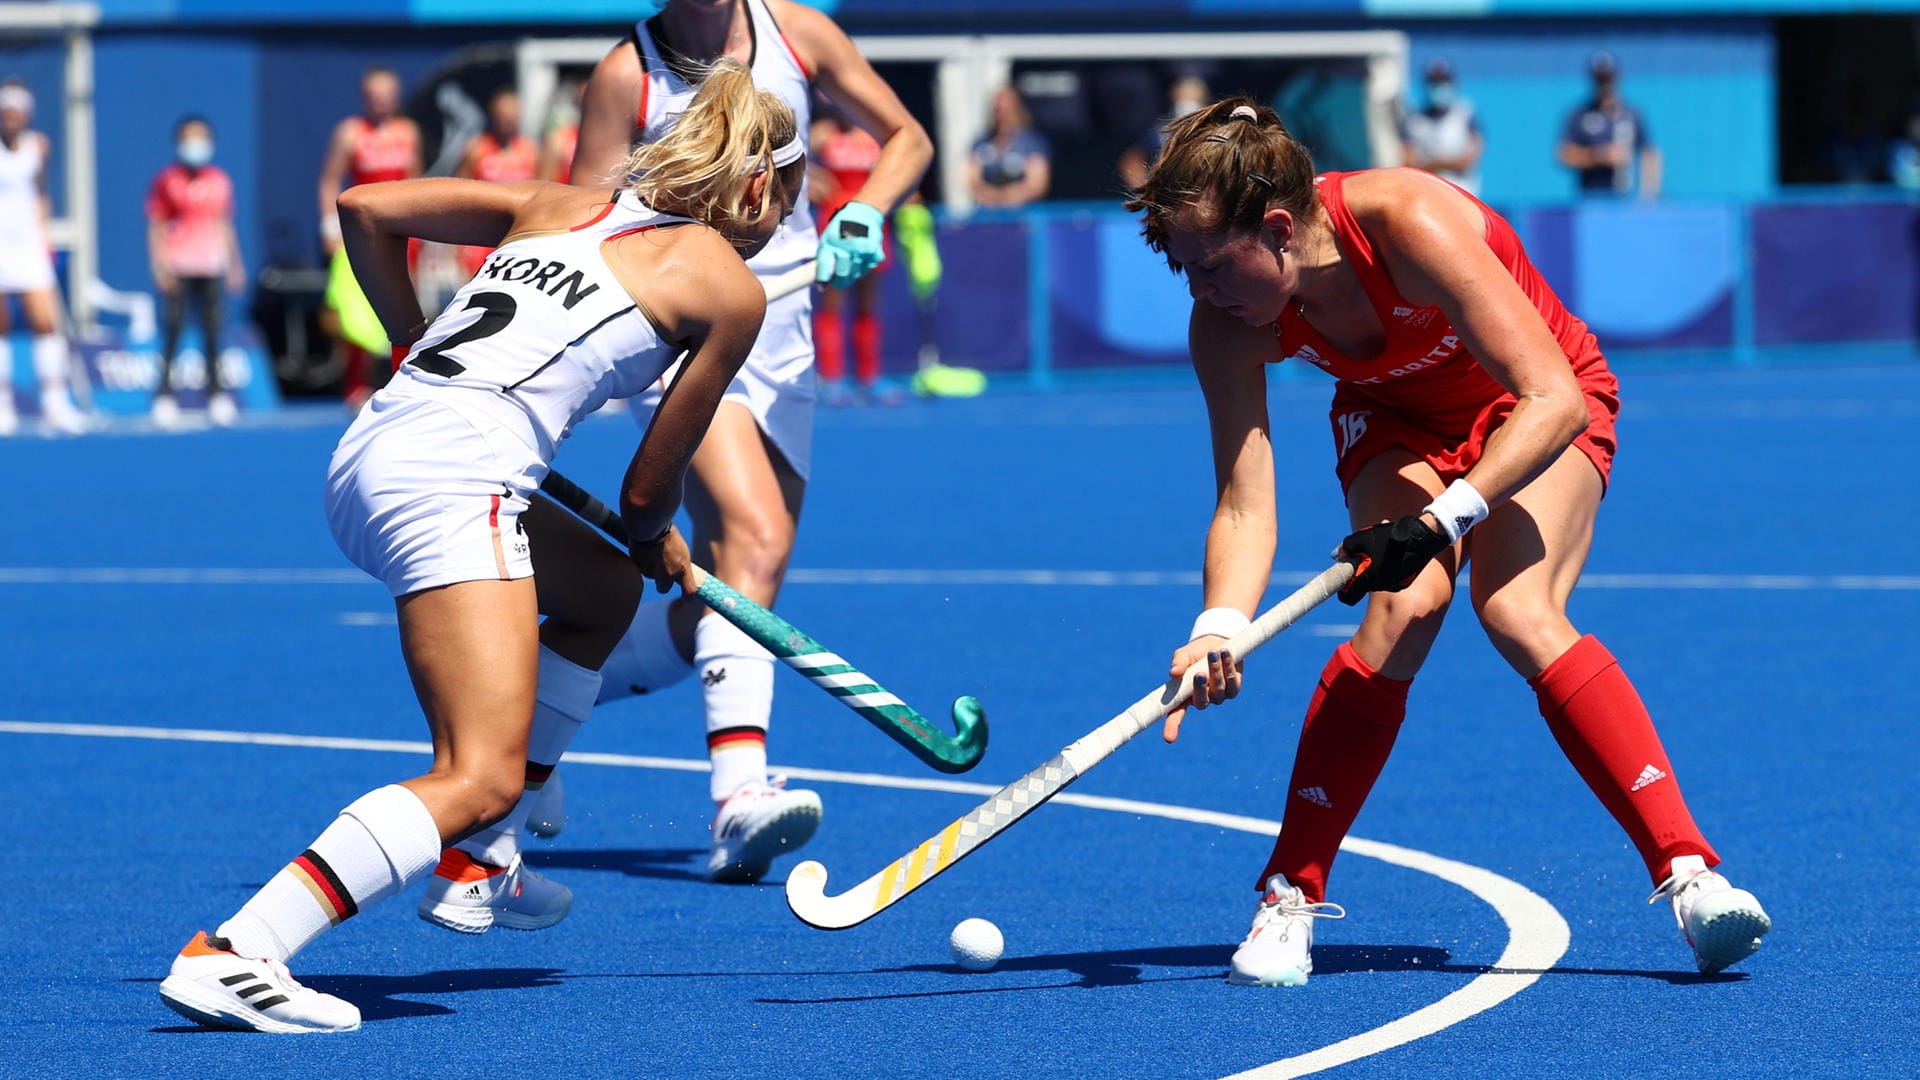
[1392,305,1438,329]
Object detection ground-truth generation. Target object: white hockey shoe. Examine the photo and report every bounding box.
[39,394,89,436]
[1228,876,1346,987]
[207,391,239,428]
[707,777,823,883]
[526,770,565,839]
[1651,855,1770,974]
[157,931,360,1033]
[417,849,571,934]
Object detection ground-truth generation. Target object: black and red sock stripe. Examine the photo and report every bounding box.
[525,760,556,790]
[288,848,359,925]
[706,725,767,754]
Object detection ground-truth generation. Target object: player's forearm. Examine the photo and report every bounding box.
[850,124,933,213]
[336,193,425,343]
[1459,390,1587,509]
[1201,507,1276,617]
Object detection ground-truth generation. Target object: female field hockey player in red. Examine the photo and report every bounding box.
[558,0,931,885]
[157,64,803,1033]
[1129,99,1770,987]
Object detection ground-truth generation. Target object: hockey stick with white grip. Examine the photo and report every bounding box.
[784,560,1355,929]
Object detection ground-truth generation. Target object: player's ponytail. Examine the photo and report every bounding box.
[622,60,804,239]
[1125,97,1318,272]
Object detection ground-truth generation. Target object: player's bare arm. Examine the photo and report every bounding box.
[611,231,765,566]
[571,44,644,186]
[1163,300,1278,739]
[774,0,931,213]
[1356,171,1588,513]
[336,177,550,343]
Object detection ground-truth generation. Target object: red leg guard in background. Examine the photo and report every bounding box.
[343,344,367,401]
[1257,642,1411,903]
[1531,634,1718,885]
[813,307,845,383]
[852,312,881,387]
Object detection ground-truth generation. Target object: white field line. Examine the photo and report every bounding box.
[2,566,1918,591]
[0,719,1568,1077]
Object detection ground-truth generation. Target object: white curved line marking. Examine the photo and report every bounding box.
[0,720,1568,1076]
[1,566,1916,591]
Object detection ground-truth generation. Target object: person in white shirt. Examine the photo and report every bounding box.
[1399,59,1484,197]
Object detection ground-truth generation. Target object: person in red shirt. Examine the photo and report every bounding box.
[1127,99,1771,985]
[146,115,245,429]
[455,88,538,277]
[317,67,422,407]
[809,109,892,404]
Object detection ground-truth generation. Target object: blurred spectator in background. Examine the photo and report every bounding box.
[0,78,86,436]
[1118,75,1209,193]
[1400,59,1483,196]
[146,115,244,430]
[317,67,421,254]
[455,88,536,276]
[317,67,420,409]
[1557,51,1659,200]
[969,85,1050,207]
[1888,99,1920,189]
[811,108,898,405]
[537,82,583,184]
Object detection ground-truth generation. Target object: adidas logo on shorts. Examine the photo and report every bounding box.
[1296,786,1333,808]
[1630,764,1667,792]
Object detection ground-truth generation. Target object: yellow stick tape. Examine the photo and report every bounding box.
[902,839,929,891]
[875,859,903,908]
[935,819,962,870]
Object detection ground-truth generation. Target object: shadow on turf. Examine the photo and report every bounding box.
[133,968,568,1030]
[527,847,717,884]
[751,943,1741,1004]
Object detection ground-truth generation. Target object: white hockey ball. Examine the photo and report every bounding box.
[949,917,1004,971]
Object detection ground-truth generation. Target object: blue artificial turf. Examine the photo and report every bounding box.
[2,363,1917,1078]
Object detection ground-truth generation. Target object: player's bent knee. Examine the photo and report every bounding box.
[1367,576,1453,630]
[1472,590,1567,658]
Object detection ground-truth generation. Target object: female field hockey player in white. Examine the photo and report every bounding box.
[0,79,86,435]
[157,63,804,1033]
[1130,100,1770,987]
[555,0,931,884]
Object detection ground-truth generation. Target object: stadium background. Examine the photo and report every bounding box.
[5,0,1917,401]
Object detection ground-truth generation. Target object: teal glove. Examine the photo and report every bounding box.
[814,201,886,288]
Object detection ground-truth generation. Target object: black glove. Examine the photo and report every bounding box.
[1337,514,1449,606]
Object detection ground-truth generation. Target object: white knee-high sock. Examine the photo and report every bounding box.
[216,784,441,963]
[696,612,775,802]
[596,600,693,704]
[0,345,14,418]
[455,646,602,867]
[31,335,72,403]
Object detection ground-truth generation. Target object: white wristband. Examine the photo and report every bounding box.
[1189,606,1251,643]
[1424,478,1490,544]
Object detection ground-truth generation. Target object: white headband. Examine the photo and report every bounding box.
[769,133,804,169]
[0,85,32,114]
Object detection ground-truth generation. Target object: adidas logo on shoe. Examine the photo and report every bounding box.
[1630,764,1667,792]
[464,884,484,900]
[1296,786,1333,808]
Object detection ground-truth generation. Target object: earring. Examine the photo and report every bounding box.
[1279,244,1289,254]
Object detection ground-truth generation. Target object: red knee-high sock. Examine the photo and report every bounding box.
[1531,635,1717,885]
[852,312,881,387]
[1258,642,1410,903]
[343,344,368,399]
[814,307,845,383]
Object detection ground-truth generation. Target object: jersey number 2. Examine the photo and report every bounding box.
[412,292,518,378]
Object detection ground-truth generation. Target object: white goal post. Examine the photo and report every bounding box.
[516,28,1408,213]
[0,2,99,326]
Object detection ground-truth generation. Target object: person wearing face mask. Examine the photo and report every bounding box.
[1118,75,1209,193]
[1558,51,1660,200]
[1399,59,1483,197]
[146,115,246,429]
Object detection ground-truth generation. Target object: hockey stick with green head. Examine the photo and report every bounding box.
[538,469,988,774]
[782,561,1355,929]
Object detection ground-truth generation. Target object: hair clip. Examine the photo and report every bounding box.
[1230,105,1259,122]
[1247,171,1274,188]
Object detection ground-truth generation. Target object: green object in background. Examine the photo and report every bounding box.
[893,201,943,302]
[325,246,388,354]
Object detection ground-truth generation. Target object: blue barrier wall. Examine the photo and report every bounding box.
[860,197,1920,381]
